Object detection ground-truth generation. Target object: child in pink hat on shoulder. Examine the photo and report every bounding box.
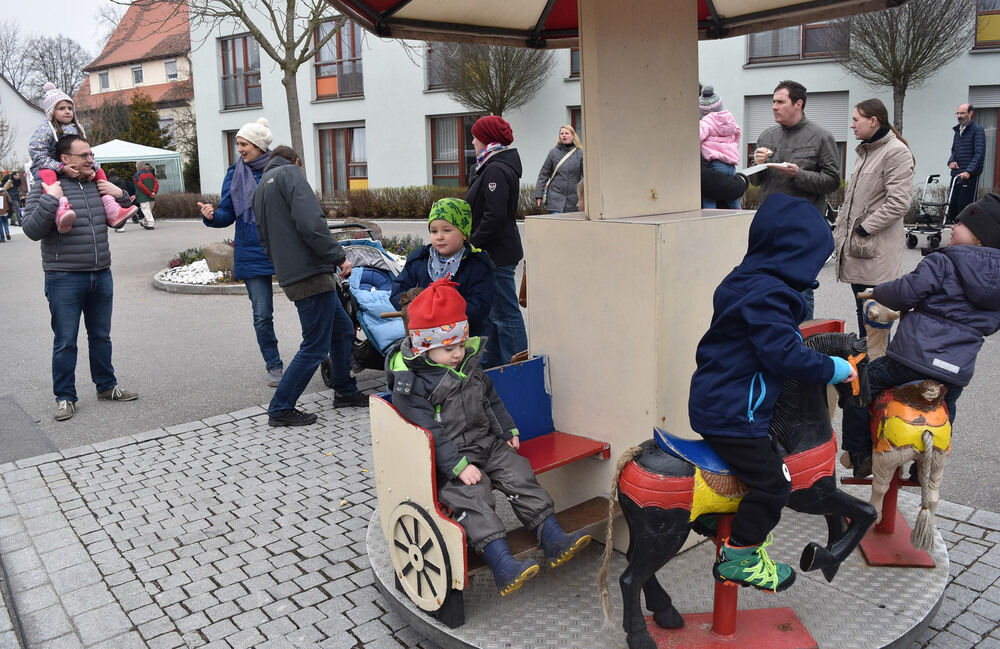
[699,85,743,209]
[28,82,138,233]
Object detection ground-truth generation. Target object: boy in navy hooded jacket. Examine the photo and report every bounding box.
[688,193,856,592]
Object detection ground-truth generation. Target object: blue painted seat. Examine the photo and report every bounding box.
[654,426,732,475]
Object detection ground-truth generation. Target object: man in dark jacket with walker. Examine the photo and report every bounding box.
[253,146,368,426]
[947,104,987,222]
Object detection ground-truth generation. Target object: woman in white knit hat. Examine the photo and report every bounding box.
[196,118,286,387]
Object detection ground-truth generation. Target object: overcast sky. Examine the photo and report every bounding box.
[10,0,114,58]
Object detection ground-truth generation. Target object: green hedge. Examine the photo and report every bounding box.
[152,193,219,219]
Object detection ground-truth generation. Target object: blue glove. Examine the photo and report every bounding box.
[828,356,852,384]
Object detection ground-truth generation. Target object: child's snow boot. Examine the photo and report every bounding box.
[480,539,539,596]
[55,197,76,233]
[713,534,795,593]
[102,195,138,229]
[536,515,591,568]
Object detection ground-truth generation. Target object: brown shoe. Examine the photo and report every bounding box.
[97,386,139,401]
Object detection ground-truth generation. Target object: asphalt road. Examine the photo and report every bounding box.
[0,219,995,509]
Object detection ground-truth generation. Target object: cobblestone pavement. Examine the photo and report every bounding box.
[0,388,997,649]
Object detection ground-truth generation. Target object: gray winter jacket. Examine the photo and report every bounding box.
[534,143,583,212]
[874,245,1000,386]
[253,156,347,293]
[22,175,128,271]
[750,117,841,213]
[385,336,519,478]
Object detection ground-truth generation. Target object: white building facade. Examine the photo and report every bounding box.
[192,6,1000,200]
[191,16,583,197]
[0,76,45,170]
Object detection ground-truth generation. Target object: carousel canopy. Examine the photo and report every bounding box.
[326,0,909,47]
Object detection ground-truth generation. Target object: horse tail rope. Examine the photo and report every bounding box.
[910,429,935,551]
[599,445,644,628]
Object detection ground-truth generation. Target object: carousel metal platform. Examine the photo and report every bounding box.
[367,485,947,649]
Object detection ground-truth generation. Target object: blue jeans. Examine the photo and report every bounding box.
[0,216,9,240]
[44,269,117,402]
[268,289,358,416]
[6,191,20,224]
[841,356,963,453]
[702,160,741,210]
[244,275,282,371]
[484,264,528,368]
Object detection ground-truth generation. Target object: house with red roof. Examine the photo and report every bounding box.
[73,0,192,150]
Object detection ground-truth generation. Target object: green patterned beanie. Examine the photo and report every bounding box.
[428,197,472,239]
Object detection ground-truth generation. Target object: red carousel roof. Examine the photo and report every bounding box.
[326,0,908,47]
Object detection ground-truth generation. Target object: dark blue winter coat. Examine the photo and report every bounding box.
[390,242,495,337]
[949,120,986,177]
[203,163,275,279]
[688,194,837,438]
[874,245,1000,387]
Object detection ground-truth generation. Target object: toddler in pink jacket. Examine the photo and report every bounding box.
[700,86,742,209]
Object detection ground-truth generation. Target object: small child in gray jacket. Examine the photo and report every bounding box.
[385,278,590,596]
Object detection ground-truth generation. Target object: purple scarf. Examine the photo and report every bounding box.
[231,151,271,225]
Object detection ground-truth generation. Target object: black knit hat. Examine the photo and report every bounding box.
[957,192,1000,249]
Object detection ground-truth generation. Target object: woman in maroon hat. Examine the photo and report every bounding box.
[466,115,527,367]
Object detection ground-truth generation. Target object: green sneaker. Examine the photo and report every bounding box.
[713,534,796,593]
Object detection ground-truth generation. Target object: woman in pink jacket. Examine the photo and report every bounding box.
[699,85,742,209]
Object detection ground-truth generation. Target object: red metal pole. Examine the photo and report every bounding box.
[712,516,738,636]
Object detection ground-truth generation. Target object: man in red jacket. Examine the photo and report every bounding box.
[133,161,158,230]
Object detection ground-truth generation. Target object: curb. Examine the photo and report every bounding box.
[151,271,282,295]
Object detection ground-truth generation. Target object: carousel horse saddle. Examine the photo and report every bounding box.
[654,427,732,475]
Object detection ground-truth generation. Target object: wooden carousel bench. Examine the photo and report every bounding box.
[370,355,611,627]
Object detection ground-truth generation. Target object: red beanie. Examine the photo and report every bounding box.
[471,115,514,146]
[407,279,470,354]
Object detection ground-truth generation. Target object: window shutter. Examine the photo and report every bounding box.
[743,95,773,143]
[970,85,1000,108]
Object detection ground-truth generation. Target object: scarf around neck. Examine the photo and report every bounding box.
[232,151,271,224]
[427,246,464,281]
[475,142,505,170]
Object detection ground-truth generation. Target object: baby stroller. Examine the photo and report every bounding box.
[320,223,406,388]
[906,174,956,250]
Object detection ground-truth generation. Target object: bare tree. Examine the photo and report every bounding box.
[25,35,90,102]
[188,0,346,158]
[825,0,977,132]
[96,3,128,50]
[0,20,34,93]
[437,43,555,116]
[81,96,131,144]
[0,109,17,166]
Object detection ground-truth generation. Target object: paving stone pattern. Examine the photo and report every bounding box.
[0,386,997,648]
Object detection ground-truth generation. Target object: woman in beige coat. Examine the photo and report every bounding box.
[833,98,914,334]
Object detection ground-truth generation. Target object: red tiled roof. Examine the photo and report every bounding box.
[73,77,193,113]
[84,0,190,72]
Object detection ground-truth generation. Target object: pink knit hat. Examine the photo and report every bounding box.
[42,82,74,121]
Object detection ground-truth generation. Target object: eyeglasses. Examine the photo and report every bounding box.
[67,152,95,159]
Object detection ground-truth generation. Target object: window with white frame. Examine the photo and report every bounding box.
[98,71,109,90]
[165,59,178,81]
[132,64,143,85]
[426,42,459,90]
[314,19,363,99]
[221,34,261,110]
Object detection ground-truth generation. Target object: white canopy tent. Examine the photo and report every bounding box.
[91,139,184,194]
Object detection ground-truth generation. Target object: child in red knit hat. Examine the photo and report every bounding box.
[385,278,590,596]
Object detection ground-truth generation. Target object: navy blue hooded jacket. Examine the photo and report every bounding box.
[203,162,276,280]
[874,245,1000,386]
[689,194,837,438]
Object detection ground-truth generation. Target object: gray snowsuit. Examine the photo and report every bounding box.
[385,336,554,551]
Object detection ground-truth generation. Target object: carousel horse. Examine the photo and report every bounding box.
[597,332,878,649]
[867,380,950,551]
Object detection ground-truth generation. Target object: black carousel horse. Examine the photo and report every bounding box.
[598,332,878,649]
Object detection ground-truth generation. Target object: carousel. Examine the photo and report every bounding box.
[328,1,949,647]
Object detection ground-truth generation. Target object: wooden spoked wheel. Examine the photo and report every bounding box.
[388,502,453,612]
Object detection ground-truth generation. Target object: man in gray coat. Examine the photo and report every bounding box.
[253,146,367,427]
[751,80,841,319]
[22,135,138,421]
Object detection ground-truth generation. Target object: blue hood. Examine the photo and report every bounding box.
[740,194,834,292]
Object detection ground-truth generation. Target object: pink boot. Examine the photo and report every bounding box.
[102,195,138,229]
[55,197,76,233]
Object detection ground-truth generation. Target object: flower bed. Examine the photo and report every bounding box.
[155,259,226,285]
